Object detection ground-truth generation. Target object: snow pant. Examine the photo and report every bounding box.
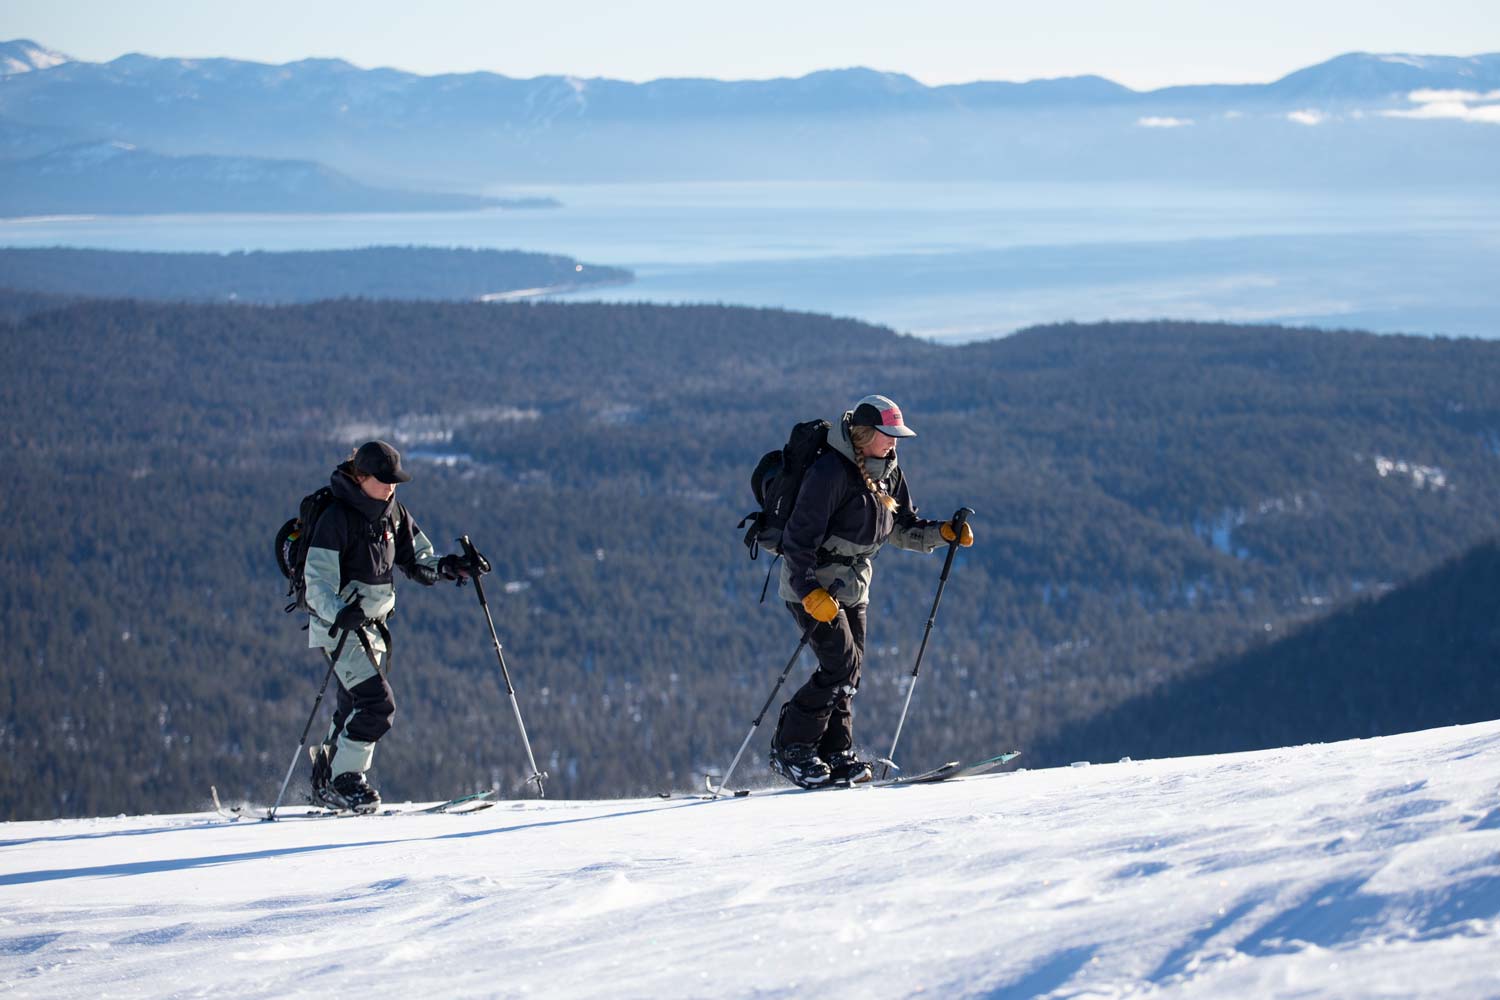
[775,601,867,756]
[322,630,394,776]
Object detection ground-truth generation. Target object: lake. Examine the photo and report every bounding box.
[3,181,1497,341]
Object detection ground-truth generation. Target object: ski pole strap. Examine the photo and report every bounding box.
[374,621,392,676]
[352,625,390,678]
[758,553,781,604]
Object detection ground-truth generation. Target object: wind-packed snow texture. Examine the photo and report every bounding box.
[4,723,1500,998]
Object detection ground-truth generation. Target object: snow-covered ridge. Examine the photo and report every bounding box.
[4,722,1498,998]
[0,39,70,76]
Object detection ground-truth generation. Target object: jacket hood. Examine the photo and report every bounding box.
[331,463,397,523]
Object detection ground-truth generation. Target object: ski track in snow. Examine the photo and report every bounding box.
[4,724,1500,999]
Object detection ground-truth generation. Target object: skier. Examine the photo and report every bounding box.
[769,395,974,787]
[302,440,486,812]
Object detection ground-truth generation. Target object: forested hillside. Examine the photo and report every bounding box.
[0,247,630,304]
[1035,539,1500,764]
[4,295,1499,819]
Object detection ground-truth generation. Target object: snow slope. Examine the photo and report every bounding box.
[4,723,1500,999]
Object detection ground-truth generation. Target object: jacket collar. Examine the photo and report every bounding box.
[330,464,397,524]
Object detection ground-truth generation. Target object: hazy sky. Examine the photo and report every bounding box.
[8,0,1499,90]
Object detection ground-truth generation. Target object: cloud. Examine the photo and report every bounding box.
[1408,88,1500,103]
[1136,116,1193,128]
[1381,89,1500,125]
[1286,109,1329,126]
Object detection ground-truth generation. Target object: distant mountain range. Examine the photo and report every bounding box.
[0,40,558,215]
[2,38,1498,202]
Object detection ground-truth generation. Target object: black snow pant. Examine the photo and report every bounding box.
[323,638,396,777]
[776,601,867,756]
[331,674,396,747]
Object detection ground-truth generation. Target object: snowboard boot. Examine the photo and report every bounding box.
[769,710,833,788]
[317,771,382,814]
[770,742,833,788]
[825,749,874,785]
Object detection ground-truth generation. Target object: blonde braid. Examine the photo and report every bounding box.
[849,424,899,512]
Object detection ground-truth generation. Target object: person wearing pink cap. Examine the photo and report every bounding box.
[769,395,974,787]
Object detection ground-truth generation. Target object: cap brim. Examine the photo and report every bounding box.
[882,425,917,438]
[379,469,413,484]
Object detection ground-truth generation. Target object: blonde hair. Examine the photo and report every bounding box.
[848,424,899,511]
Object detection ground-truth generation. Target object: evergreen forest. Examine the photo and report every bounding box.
[3,291,1499,820]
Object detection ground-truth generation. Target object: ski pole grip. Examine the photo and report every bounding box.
[950,506,974,536]
[457,534,492,574]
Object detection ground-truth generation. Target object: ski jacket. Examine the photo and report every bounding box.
[778,416,946,608]
[303,464,441,650]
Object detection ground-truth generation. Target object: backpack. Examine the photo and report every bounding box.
[275,486,341,615]
[738,418,832,595]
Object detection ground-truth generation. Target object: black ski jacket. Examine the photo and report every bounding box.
[302,463,441,648]
[779,421,945,606]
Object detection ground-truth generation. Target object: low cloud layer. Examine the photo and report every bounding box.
[1382,89,1500,125]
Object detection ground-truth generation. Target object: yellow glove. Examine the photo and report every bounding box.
[801,587,840,623]
[940,521,974,547]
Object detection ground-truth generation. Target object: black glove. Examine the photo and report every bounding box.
[438,553,473,582]
[332,602,368,633]
[403,563,440,587]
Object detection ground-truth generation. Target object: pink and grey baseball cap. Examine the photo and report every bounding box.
[849,394,916,437]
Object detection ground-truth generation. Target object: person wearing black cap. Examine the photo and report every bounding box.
[770,395,975,788]
[301,440,486,812]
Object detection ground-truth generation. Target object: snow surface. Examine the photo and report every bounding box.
[5,723,1500,999]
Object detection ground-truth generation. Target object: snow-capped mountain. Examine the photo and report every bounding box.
[0,39,70,76]
[3,722,1498,998]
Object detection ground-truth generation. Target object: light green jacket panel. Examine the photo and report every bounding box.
[303,526,440,651]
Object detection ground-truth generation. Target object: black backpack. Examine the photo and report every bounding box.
[275,486,341,615]
[739,418,832,585]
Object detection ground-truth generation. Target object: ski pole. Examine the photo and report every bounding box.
[881,506,973,780]
[708,580,843,797]
[267,628,351,821]
[459,535,548,798]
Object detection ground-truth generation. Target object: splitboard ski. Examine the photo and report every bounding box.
[945,749,1023,778]
[697,760,960,799]
[211,785,499,821]
[692,750,1021,800]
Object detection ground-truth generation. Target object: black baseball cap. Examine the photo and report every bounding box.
[352,440,412,484]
